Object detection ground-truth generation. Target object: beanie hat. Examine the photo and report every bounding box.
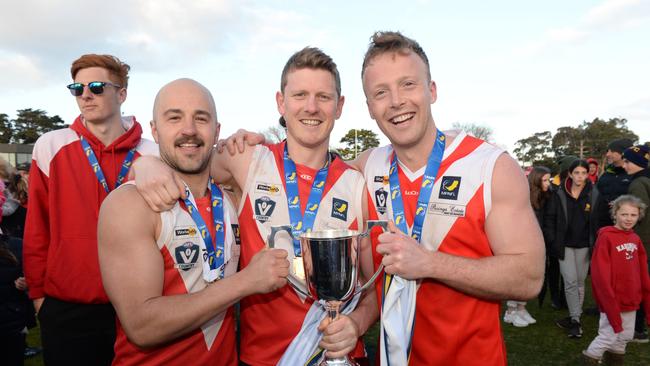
[623,144,650,168]
[558,155,578,173]
[607,138,634,154]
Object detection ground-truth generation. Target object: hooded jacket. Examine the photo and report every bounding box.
[544,178,601,259]
[23,116,158,303]
[628,168,650,252]
[591,226,650,333]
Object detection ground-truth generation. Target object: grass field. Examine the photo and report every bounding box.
[22,279,650,365]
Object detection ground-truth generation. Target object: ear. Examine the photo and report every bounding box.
[213,121,221,145]
[150,120,159,144]
[118,87,127,104]
[429,80,437,104]
[276,91,285,116]
[335,95,345,120]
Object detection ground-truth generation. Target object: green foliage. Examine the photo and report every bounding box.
[0,113,12,143]
[11,109,66,144]
[338,129,380,160]
[514,131,553,166]
[515,118,639,167]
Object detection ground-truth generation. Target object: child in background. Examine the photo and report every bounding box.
[582,195,650,365]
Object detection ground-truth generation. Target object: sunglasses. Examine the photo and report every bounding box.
[67,81,122,97]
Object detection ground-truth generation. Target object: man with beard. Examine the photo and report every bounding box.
[97,79,290,365]
[132,48,376,366]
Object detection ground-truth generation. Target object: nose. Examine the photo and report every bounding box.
[180,118,198,136]
[80,85,94,100]
[304,95,318,114]
[390,89,404,109]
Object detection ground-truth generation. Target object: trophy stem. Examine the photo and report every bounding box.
[320,301,357,366]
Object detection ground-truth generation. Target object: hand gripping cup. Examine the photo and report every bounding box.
[268,220,388,366]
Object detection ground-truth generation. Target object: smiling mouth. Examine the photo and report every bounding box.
[300,119,322,126]
[389,113,415,124]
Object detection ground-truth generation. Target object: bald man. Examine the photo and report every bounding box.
[97,79,290,366]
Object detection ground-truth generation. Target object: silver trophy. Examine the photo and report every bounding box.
[268,220,388,366]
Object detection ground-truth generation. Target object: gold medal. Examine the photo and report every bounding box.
[293,256,305,280]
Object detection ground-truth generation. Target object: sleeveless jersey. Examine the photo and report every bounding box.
[365,131,507,365]
[112,192,240,366]
[238,142,365,366]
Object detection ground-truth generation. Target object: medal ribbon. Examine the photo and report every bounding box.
[283,143,330,256]
[183,179,226,282]
[382,130,445,364]
[80,136,136,193]
[387,129,446,241]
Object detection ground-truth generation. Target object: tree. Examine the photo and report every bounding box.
[338,129,380,160]
[551,118,637,160]
[452,122,493,142]
[0,113,12,143]
[12,108,66,144]
[513,131,553,166]
[260,125,286,143]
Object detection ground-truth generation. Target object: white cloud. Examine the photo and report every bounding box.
[514,0,650,57]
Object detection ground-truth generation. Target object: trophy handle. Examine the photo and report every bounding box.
[355,220,388,294]
[267,225,312,299]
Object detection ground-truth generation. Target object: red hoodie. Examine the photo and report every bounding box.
[591,226,650,332]
[23,116,158,303]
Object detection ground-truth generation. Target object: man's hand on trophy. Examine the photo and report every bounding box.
[242,248,290,294]
[317,315,360,359]
[216,128,266,155]
[376,221,434,280]
[133,156,186,212]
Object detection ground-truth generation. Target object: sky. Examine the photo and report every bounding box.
[1,0,649,155]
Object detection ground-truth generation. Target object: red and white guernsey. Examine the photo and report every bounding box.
[112,192,240,366]
[364,130,507,365]
[238,142,365,366]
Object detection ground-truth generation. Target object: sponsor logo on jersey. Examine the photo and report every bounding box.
[300,173,313,181]
[375,188,388,214]
[374,175,389,185]
[428,202,466,217]
[331,198,348,221]
[438,176,461,200]
[404,190,418,196]
[254,196,276,223]
[175,242,199,271]
[231,224,241,245]
[255,182,281,195]
[174,226,198,238]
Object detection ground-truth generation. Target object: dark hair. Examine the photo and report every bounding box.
[361,31,431,81]
[528,166,551,210]
[280,47,341,97]
[568,159,590,174]
[71,54,131,88]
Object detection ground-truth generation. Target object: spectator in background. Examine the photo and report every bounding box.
[0,158,28,238]
[587,158,599,184]
[597,138,634,227]
[15,163,30,180]
[622,144,650,343]
[552,155,578,186]
[547,159,602,338]
[504,166,552,327]
[582,195,650,365]
[0,234,33,366]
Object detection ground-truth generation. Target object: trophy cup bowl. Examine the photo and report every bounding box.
[268,220,387,366]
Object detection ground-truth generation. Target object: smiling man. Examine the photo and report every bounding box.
[355,31,545,365]
[98,79,290,365]
[23,54,157,365]
[132,48,378,365]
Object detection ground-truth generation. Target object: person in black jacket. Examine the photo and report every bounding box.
[597,138,633,227]
[0,235,33,366]
[546,159,602,338]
